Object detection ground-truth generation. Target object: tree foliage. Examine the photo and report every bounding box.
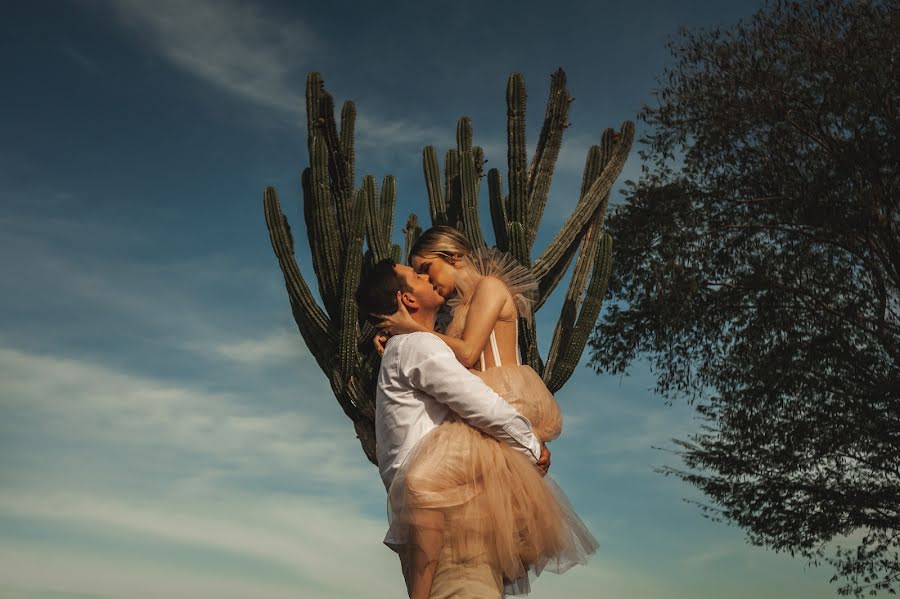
[589,1,900,595]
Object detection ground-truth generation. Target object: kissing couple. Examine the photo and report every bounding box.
[357,226,598,598]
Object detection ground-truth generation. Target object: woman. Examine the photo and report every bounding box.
[377,226,598,598]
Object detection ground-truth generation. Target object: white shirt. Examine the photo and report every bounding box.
[375,331,542,490]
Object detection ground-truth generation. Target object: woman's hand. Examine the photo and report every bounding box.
[374,292,427,336]
[373,332,390,356]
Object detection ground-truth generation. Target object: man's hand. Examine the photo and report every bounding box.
[536,443,551,476]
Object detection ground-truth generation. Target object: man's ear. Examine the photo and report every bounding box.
[399,290,417,310]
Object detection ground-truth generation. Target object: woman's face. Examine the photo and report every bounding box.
[410,253,462,298]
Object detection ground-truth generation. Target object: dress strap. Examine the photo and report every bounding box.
[515,321,522,366]
[479,351,486,372]
[489,331,502,367]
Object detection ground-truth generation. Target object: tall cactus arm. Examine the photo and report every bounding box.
[316,88,354,245]
[263,186,337,360]
[339,188,367,382]
[488,169,509,251]
[532,120,634,283]
[460,151,487,250]
[380,175,397,246]
[390,244,402,263]
[519,318,543,375]
[545,233,613,393]
[508,221,531,269]
[304,141,344,319]
[444,149,461,226]
[325,374,373,442]
[340,101,356,194]
[535,235,581,312]
[364,176,390,262]
[305,72,325,153]
[423,146,447,225]
[544,207,603,384]
[526,68,572,248]
[403,213,423,263]
[506,73,529,228]
[307,81,353,243]
[285,295,335,375]
[508,220,537,370]
[456,117,473,152]
[472,145,485,198]
[534,144,603,310]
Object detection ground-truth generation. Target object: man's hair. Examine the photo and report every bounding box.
[356,259,412,326]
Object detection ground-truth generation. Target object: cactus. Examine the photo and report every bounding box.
[418,70,632,376]
[263,73,398,463]
[402,214,423,263]
[264,70,633,463]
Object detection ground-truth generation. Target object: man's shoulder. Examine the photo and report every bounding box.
[402,331,447,349]
[392,331,450,362]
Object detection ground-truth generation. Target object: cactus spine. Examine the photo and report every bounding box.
[264,70,633,463]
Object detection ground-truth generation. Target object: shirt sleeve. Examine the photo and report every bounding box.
[399,333,542,463]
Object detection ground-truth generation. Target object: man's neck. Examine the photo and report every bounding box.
[410,309,436,332]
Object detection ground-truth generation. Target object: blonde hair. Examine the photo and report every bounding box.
[409,225,473,263]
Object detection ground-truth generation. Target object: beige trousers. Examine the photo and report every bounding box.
[400,541,504,599]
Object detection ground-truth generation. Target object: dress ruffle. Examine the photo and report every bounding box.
[446,247,538,339]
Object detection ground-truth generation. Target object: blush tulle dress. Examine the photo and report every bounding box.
[385,248,598,596]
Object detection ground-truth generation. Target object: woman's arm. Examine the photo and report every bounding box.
[437,276,507,367]
[376,276,510,368]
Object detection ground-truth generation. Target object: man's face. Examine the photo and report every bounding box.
[394,264,444,311]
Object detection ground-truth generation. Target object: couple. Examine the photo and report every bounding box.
[357,226,597,598]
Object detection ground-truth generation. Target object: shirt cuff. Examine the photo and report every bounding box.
[504,420,541,463]
[527,436,542,462]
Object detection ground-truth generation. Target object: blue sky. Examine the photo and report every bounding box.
[0,1,842,597]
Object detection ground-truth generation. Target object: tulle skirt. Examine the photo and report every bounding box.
[385,364,598,595]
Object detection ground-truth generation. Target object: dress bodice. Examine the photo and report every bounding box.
[445,247,538,370]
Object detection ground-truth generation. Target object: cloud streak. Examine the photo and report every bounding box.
[98,0,445,151]
[0,343,370,489]
[0,498,399,599]
[102,0,312,117]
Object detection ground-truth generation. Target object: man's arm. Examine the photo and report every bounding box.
[400,333,542,463]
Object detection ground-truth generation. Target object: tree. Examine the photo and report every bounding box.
[263,71,633,463]
[589,0,899,595]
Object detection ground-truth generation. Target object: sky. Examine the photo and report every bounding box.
[0,1,842,598]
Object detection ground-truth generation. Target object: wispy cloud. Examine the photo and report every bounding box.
[97,0,445,150]
[212,328,309,366]
[0,490,400,599]
[0,344,370,488]
[62,45,103,74]
[101,0,312,117]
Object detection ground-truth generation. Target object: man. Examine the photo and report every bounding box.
[357,258,549,599]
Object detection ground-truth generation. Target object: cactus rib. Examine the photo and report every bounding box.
[506,73,528,227]
[526,68,571,248]
[532,120,634,283]
[460,151,486,250]
[487,168,509,250]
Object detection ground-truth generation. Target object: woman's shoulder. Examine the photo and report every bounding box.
[472,274,509,294]
[467,247,538,317]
